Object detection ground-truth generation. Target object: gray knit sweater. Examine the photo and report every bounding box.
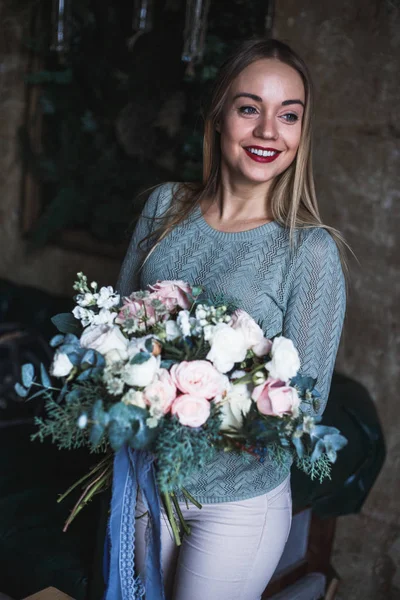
[117,182,346,503]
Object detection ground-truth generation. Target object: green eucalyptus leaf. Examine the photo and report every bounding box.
[130,351,151,365]
[21,364,35,388]
[40,364,52,388]
[127,405,156,450]
[14,382,28,398]
[292,434,305,458]
[90,423,105,447]
[82,349,96,367]
[144,338,154,353]
[50,334,65,348]
[51,313,82,335]
[311,439,325,463]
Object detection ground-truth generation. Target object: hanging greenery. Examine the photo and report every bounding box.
[22,0,270,249]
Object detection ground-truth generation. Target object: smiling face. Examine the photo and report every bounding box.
[217,58,305,190]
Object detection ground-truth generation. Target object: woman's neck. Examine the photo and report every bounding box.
[200,175,274,229]
[200,179,274,233]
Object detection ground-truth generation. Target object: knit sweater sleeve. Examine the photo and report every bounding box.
[283,228,346,416]
[116,183,174,297]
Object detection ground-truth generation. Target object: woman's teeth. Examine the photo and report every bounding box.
[247,148,277,157]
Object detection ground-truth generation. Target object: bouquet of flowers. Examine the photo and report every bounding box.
[16,273,347,545]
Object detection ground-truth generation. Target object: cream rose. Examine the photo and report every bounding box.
[170,360,228,399]
[265,336,301,382]
[171,394,210,427]
[50,351,74,377]
[121,389,147,409]
[231,309,273,357]
[219,382,252,430]
[80,324,128,358]
[122,355,159,388]
[206,323,248,373]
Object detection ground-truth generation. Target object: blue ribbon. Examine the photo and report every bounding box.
[104,446,165,600]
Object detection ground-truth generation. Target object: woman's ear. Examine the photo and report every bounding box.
[215,120,221,133]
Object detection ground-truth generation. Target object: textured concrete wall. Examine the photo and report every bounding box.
[274,1,399,598]
[0,1,120,296]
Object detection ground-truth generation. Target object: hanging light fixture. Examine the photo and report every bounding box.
[128,0,155,50]
[132,0,154,33]
[182,0,210,74]
[50,0,71,54]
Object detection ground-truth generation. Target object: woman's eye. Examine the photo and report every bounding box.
[238,106,258,116]
[281,113,299,123]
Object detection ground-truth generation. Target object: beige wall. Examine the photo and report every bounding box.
[274,0,400,597]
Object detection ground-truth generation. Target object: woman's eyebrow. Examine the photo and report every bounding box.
[232,92,262,102]
[281,99,305,107]
[232,93,305,108]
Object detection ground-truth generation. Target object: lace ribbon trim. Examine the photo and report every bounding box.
[103,447,165,600]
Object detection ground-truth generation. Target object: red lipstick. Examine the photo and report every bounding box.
[244,146,281,163]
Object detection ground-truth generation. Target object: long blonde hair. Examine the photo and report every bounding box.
[141,38,351,275]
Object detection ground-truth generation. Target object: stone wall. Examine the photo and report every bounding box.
[274,0,400,597]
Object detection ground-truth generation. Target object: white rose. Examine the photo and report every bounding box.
[231,369,246,380]
[265,336,301,382]
[165,320,181,341]
[219,383,252,430]
[127,335,155,358]
[80,324,128,358]
[206,323,248,373]
[231,309,272,357]
[104,348,127,366]
[122,355,159,388]
[50,351,74,377]
[91,308,117,326]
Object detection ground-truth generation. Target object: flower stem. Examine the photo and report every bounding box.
[62,469,110,532]
[161,492,181,546]
[181,487,202,509]
[233,363,265,386]
[171,493,191,536]
[57,454,112,504]
[30,381,61,392]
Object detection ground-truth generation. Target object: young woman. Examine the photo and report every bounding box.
[117,38,346,600]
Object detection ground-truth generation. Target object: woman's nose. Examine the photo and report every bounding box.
[253,115,279,140]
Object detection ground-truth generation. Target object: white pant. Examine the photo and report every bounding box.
[135,475,292,600]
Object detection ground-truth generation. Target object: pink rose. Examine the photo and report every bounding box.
[148,280,192,311]
[171,394,210,427]
[252,378,300,417]
[231,309,272,357]
[116,293,168,331]
[143,369,177,414]
[170,360,228,399]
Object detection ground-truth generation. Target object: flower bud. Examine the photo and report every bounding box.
[253,371,267,385]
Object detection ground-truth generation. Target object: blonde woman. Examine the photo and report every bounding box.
[117,38,346,600]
